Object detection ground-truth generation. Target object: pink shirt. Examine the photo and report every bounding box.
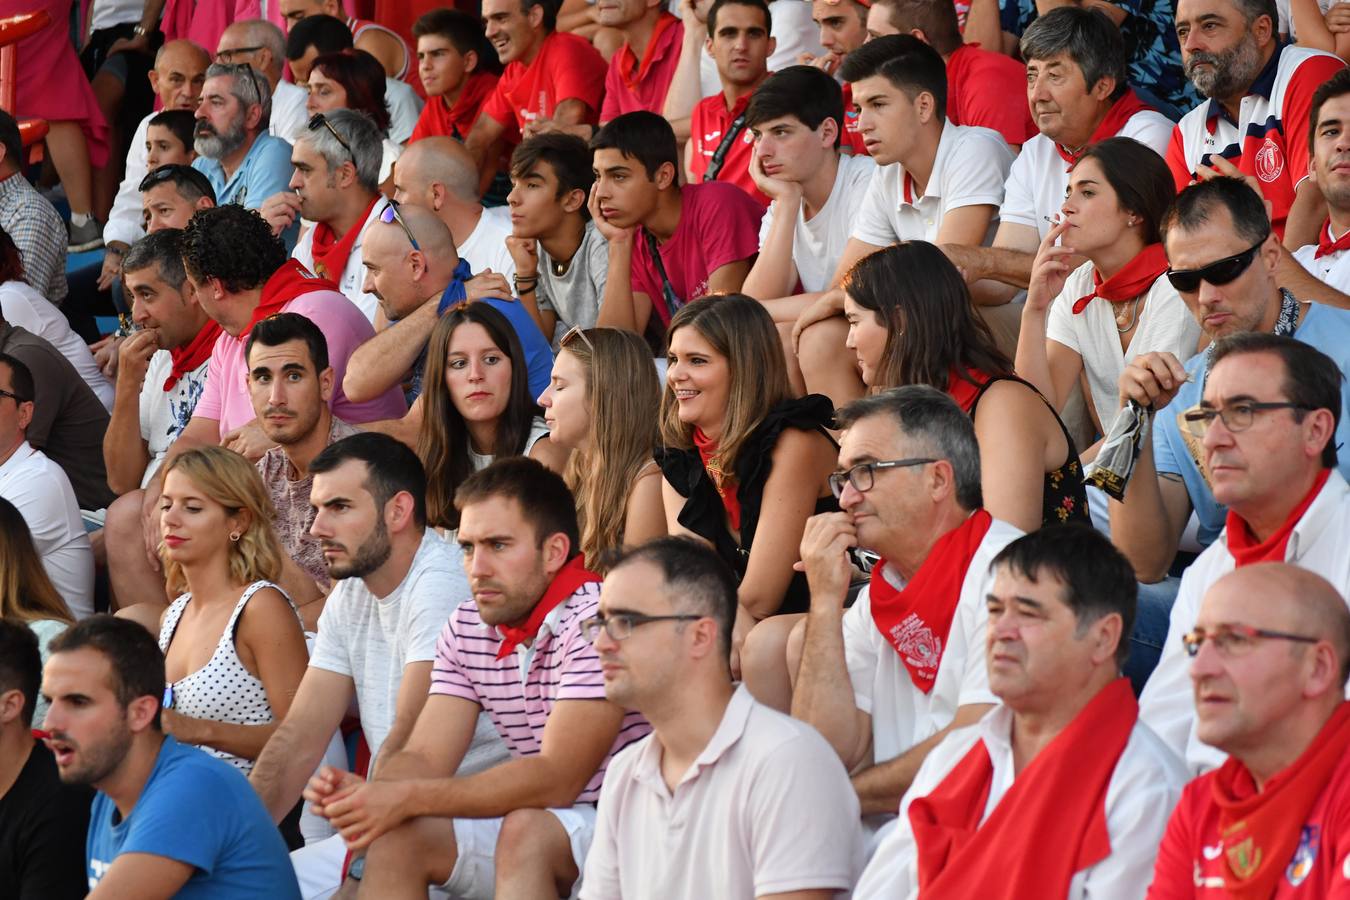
[193,291,407,437]
[600,14,684,122]
[430,582,651,803]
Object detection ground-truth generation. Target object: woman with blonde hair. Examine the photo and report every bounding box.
[538,327,665,571]
[155,446,308,781]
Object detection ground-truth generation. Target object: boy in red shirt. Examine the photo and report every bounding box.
[408,9,503,142]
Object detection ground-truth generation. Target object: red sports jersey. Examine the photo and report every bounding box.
[947,43,1037,147]
[841,81,870,157]
[689,91,769,207]
[481,31,608,140]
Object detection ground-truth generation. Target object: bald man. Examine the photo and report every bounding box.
[1148,564,1350,899]
[392,137,516,282]
[217,20,309,143]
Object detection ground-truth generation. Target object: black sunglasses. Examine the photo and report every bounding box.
[308,112,353,160]
[1165,236,1268,293]
[138,164,193,192]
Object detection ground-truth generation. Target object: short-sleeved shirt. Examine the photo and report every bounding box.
[1166,44,1344,238]
[0,443,92,615]
[580,686,863,900]
[138,350,210,489]
[631,181,764,331]
[537,219,608,344]
[480,32,607,139]
[309,530,469,757]
[86,736,300,898]
[410,72,500,142]
[757,153,876,293]
[192,132,295,213]
[851,123,1013,248]
[601,14,683,121]
[0,743,90,900]
[458,206,519,283]
[291,198,386,322]
[429,581,651,802]
[689,91,769,207]
[946,44,1037,147]
[1293,237,1350,291]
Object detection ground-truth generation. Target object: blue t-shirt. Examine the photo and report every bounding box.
[1153,302,1350,547]
[193,133,300,250]
[86,736,300,899]
[433,286,555,403]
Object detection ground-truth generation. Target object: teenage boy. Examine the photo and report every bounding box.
[590,111,763,341]
[506,134,609,343]
[409,9,503,143]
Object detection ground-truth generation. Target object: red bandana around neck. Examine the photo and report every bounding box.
[1315,219,1350,259]
[309,195,379,282]
[945,367,990,414]
[495,556,601,660]
[164,318,223,391]
[1054,90,1152,168]
[241,261,340,338]
[1072,243,1169,314]
[1212,702,1350,899]
[869,508,993,693]
[908,678,1138,899]
[693,427,741,531]
[1225,468,1330,567]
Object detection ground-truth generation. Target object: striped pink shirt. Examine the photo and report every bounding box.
[430,581,650,803]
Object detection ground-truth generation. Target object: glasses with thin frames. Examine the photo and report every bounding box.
[379,199,421,251]
[1181,401,1314,438]
[308,112,354,160]
[560,325,595,354]
[828,458,937,499]
[216,45,263,62]
[581,612,704,643]
[1181,623,1319,658]
[0,388,30,404]
[1165,236,1268,293]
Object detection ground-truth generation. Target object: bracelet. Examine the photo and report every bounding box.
[512,273,539,284]
[132,24,149,37]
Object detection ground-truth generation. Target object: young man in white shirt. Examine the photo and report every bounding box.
[582,537,863,899]
[1288,68,1350,303]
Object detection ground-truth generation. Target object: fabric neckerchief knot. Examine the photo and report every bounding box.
[436,258,475,316]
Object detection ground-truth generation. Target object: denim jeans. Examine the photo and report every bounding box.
[1124,576,1181,696]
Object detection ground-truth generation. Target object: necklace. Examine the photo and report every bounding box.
[550,254,572,278]
[1115,296,1141,333]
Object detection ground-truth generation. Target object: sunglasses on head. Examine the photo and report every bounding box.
[1165,235,1268,293]
[138,164,192,192]
[308,112,354,160]
[379,199,421,251]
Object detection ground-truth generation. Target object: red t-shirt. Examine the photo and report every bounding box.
[1147,750,1350,899]
[409,71,500,142]
[689,91,770,207]
[601,14,684,122]
[631,181,763,330]
[841,81,870,157]
[947,43,1037,147]
[481,31,608,139]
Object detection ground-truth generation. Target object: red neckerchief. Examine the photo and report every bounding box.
[868,509,993,693]
[1072,243,1169,314]
[945,367,990,414]
[1054,90,1152,168]
[310,195,380,282]
[693,427,740,531]
[495,556,601,660]
[1212,702,1350,899]
[909,678,1137,897]
[163,318,223,391]
[446,72,499,139]
[1225,468,1330,567]
[242,261,340,338]
[1315,219,1350,259]
[616,13,679,91]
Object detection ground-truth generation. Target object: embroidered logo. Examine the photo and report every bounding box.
[1287,826,1319,886]
[1227,837,1263,880]
[1203,843,1224,861]
[889,613,942,675]
[1254,137,1284,183]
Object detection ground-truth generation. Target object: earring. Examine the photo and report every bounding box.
[1127,217,1137,227]
[229,531,241,543]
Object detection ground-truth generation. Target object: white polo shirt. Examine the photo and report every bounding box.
[1000,109,1174,240]
[291,199,385,322]
[854,704,1188,900]
[758,153,876,293]
[844,517,1021,767]
[852,123,1013,248]
[1292,238,1350,291]
[1139,470,1350,774]
[580,685,863,900]
[0,441,94,618]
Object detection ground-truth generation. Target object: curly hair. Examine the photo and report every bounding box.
[181,205,287,293]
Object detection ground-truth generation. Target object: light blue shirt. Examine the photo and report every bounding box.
[193,132,298,249]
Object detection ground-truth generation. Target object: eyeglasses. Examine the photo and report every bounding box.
[216,45,263,62]
[828,458,937,499]
[581,612,704,643]
[1181,623,1319,658]
[0,388,30,404]
[1181,401,1314,438]
[308,112,353,160]
[379,199,421,251]
[1165,236,1268,293]
[560,325,595,354]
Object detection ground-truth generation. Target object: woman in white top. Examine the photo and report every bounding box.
[307,49,402,188]
[1017,137,1202,454]
[537,327,665,572]
[419,302,566,533]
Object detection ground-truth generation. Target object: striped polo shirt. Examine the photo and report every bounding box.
[430,582,650,803]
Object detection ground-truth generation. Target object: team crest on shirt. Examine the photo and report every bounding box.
[1255,137,1285,183]
[1227,837,1263,880]
[890,613,942,674]
[1287,826,1319,886]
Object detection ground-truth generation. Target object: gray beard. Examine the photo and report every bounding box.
[1186,37,1264,99]
[194,127,247,160]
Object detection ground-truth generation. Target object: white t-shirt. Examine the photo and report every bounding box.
[758,153,876,293]
[0,280,114,410]
[467,417,550,471]
[103,112,153,249]
[852,123,1013,248]
[1292,240,1350,291]
[0,442,94,618]
[458,205,518,283]
[1000,111,1175,240]
[291,198,385,322]
[537,220,608,345]
[1045,263,1202,430]
[138,350,210,489]
[271,80,309,144]
[386,77,423,145]
[843,518,1021,768]
[854,705,1188,900]
[88,0,142,32]
[581,685,863,900]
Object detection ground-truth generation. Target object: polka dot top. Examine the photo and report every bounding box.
[157,580,298,774]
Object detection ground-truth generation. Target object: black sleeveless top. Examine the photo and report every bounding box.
[655,395,838,615]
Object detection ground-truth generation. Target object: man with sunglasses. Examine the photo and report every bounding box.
[1149,563,1350,896]
[581,537,863,899]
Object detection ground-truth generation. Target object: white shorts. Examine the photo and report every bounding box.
[434,805,597,900]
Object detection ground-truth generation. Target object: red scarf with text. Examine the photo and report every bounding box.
[693,427,741,531]
[495,556,601,659]
[1315,219,1350,259]
[1054,90,1152,167]
[1212,702,1350,899]
[309,195,380,282]
[163,319,223,391]
[945,367,991,414]
[869,509,992,693]
[1072,243,1169,314]
[1224,468,1330,567]
[909,678,1137,898]
[242,261,340,338]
